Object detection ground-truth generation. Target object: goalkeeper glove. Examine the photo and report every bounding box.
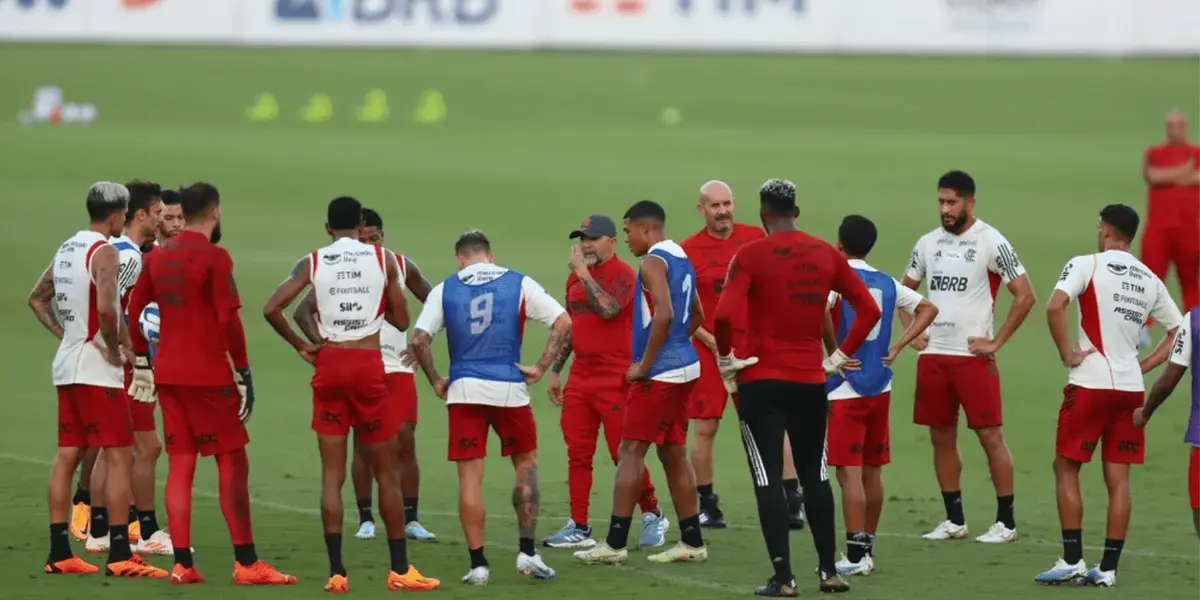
[235,367,255,423]
[822,349,853,375]
[717,352,758,393]
[128,354,156,403]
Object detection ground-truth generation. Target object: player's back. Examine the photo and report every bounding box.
[827,263,898,398]
[442,262,528,384]
[311,238,388,343]
[633,240,700,378]
[51,230,122,388]
[1060,250,1181,391]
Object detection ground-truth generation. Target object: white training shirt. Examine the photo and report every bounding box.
[826,259,926,400]
[414,262,566,408]
[51,231,123,388]
[1170,310,1193,370]
[904,219,1026,356]
[1054,250,1183,391]
[310,237,388,343]
[380,253,411,375]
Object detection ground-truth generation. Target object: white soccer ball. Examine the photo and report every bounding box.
[139,302,160,349]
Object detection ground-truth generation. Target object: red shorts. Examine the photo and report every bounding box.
[913,354,1003,429]
[158,384,247,457]
[1189,447,1200,510]
[446,403,537,461]
[1055,385,1145,464]
[386,372,418,425]
[623,378,695,446]
[827,392,891,467]
[688,344,728,420]
[129,399,157,432]
[56,384,134,448]
[311,347,398,445]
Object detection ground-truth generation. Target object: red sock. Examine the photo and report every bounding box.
[637,467,660,514]
[165,453,197,550]
[215,449,254,545]
[567,460,592,526]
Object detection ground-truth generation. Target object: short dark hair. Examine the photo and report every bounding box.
[455,229,491,255]
[180,182,220,219]
[937,170,976,197]
[1100,203,1139,241]
[124,180,162,225]
[838,215,878,258]
[327,196,363,230]
[623,200,666,224]
[86,182,129,222]
[160,188,182,206]
[362,207,383,230]
[759,178,796,216]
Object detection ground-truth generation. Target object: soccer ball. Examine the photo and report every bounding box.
[139,302,160,352]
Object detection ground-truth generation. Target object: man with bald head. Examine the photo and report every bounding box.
[1142,110,1200,316]
[681,181,805,529]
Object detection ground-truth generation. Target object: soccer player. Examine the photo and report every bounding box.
[1133,309,1199,536]
[543,214,667,549]
[33,181,164,577]
[1142,110,1199,318]
[680,181,804,529]
[263,197,438,593]
[823,215,938,577]
[408,230,567,585]
[157,187,184,242]
[575,200,709,567]
[1035,204,1182,587]
[713,179,879,596]
[900,170,1036,544]
[127,182,294,585]
[291,207,438,543]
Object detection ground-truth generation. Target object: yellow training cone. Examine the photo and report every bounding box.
[356,89,389,123]
[246,93,278,122]
[414,89,446,124]
[299,93,333,123]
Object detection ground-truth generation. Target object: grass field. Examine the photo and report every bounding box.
[0,45,1198,599]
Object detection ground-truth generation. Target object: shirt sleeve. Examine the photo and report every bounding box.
[210,247,241,314]
[1169,311,1192,368]
[414,283,446,336]
[986,229,1027,285]
[1052,256,1090,301]
[1149,279,1184,331]
[714,250,752,355]
[522,276,567,327]
[606,266,637,311]
[893,279,924,315]
[904,237,926,282]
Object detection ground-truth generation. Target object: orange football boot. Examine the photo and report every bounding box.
[128,520,141,543]
[45,555,99,575]
[170,563,205,585]
[106,554,169,578]
[387,565,439,591]
[325,574,349,593]
[69,503,90,541]
[233,560,297,585]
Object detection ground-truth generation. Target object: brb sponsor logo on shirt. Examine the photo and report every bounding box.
[275,0,499,24]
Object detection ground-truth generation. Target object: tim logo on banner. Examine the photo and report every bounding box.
[275,0,498,23]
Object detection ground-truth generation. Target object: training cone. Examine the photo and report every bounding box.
[356,89,389,123]
[299,93,333,123]
[246,93,278,122]
[414,89,446,124]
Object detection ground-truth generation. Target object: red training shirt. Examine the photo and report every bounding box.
[680,223,766,340]
[565,255,636,379]
[714,230,880,385]
[128,231,248,387]
[1144,143,1200,226]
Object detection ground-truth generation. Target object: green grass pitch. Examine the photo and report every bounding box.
[0,45,1197,599]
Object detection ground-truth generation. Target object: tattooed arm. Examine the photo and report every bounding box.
[576,272,621,319]
[409,283,447,387]
[28,262,63,340]
[515,277,572,384]
[550,330,573,374]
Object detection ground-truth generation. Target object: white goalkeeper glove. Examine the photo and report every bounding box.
[234,367,255,423]
[823,349,856,375]
[717,352,758,393]
[128,354,156,403]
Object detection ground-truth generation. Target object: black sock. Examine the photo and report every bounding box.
[72,487,91,506]
[128,506,138,524]
[941,491,965,526]
[519,537,536,556]
[846,532,870,563]
[405,497,418,524]
[697,484,714,498]
[108,524,133,563]
[174,547,194,568]
[468,546,488,569]
[90,507,109,538]
[137,510,159,539]
[1099,538,1124,572]
[605,515,633,550]
[388,538,409,574]
[1062,529,1083,564]
[325,533,346,576]
[49,523,72,562]
[865,533,877,556]
[783,478,800,495]
[356,498,373,525]
[234,543,258,567]
[996,495,1015,529]
[679,513,704,548]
